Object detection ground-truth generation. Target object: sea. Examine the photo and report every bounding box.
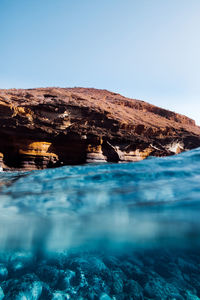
[0,148,200,299]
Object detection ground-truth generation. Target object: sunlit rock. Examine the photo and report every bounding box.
[1,87,200,170]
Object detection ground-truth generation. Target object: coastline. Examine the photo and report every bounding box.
[0,87,200,171]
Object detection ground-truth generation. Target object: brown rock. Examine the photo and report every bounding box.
[0,87,200,171]
[0,152,3,171]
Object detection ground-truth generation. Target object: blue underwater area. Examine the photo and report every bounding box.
[0,148,200,299]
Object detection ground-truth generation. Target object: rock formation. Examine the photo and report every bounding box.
[0,87,200,171]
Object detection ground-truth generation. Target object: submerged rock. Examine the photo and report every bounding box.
[0,264,8,282]
[0,250,199,299]
[57,269,76,290]
[185,291,200,300]
[0,87,200,170]
[0,287,4,300]
[3,273,42,300]
[8,252,34,277]
[124,280,144,300]
[51,291,70,300]
[100,293,112,300]
[144,273,183,300]
[36,265,60,288]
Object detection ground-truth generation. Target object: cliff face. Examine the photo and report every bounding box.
[0,87,200,171]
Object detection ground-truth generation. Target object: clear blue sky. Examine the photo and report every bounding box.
[0,0,200,123]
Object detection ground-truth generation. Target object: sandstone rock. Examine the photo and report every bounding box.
[0,152,3,171]
[0,87,200,170]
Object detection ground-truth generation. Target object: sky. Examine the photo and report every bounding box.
[0,0,200,123]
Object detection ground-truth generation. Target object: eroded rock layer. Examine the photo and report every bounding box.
[0,87,200,170]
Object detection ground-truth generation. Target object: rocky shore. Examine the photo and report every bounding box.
[0,87,200,171]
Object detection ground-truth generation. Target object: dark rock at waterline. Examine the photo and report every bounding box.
[0,87,200,170]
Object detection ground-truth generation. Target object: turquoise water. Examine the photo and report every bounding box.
[0,149,200,299]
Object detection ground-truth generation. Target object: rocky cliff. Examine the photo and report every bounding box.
[0,87,200,171]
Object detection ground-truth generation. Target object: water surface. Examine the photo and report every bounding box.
[0,149,200,299]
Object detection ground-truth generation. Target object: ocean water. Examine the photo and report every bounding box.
[0,149,200,299]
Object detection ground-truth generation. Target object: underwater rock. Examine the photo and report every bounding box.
[0,264,8,282]
[0,250,199,299]
[185,291,200,300]
[3,273,42,300]
[88,275,111,297]
[1,279,19,294]
[39,282,52,300]
[124,280,144,300]
[51,291,69,300]
[100,293,112,300]
[36,265,60,289]
[57,269,76,290]
[0,287,4,300]
[187,275,200,297]
[8,252,34,277]
[144,273,183,300]
[111,269,125,295]
[1,87,200,170]
[177,257,199,275]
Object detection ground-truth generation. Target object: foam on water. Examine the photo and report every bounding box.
[0,149,200,299]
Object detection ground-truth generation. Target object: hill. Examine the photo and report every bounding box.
[0,87,200,170]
